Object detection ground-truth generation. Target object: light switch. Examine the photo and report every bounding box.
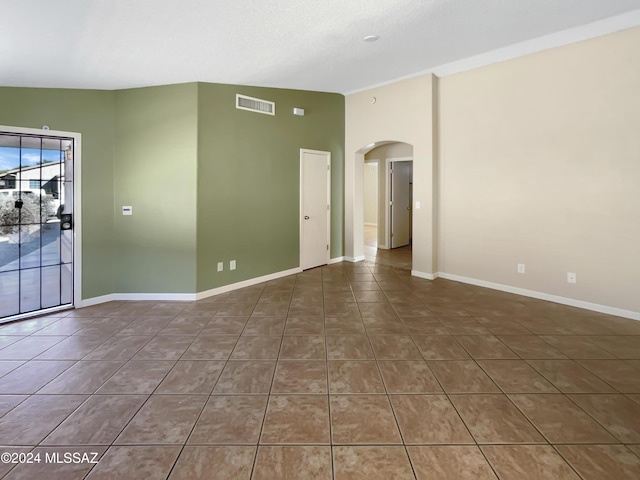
[122,206,133,216]
[415,201,421,209]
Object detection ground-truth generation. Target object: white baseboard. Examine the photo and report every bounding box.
[79,292,196,305]
[328,256,345,264]
[80,266,639,321]
[437,272,640,321]
[118,293,197,301]
[344,255,366,263]
[79,267,304,307]
[77,294,118,308]
[195,267,302,301]
[411,270,439,280]
[364,223,377,226]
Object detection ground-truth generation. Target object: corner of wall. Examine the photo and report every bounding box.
[431,75,440,274]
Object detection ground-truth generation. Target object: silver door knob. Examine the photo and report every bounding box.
[304,216,310,220]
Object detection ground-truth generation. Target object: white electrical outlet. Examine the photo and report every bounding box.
[217,262,223,272]
[567,272,577,284]
[230,260,236,271]
[517,264,525,274]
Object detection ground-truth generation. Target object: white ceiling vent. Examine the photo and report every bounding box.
[236,94,275,116]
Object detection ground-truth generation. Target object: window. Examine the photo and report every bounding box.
[29,179,41,189]
[1,178,16,189]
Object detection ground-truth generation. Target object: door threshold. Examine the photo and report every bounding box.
[0,305,74,326]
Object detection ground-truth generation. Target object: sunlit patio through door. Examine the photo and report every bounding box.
[0,129,75,322]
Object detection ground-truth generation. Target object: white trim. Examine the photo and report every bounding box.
[343,9,640,95]
[0,125,80,139]
[74,268,640,321]
[115,293,197,301]
[300,148,331,270]
[77,294,117,308]
[378,244,389,250]
[411,270,438,280]
[386,156,413,162]
[0,125,82,315]
[79,267,304,306]
[0,304,74,324]
[345,255,366,263]
[364,158,380,234]
[438,272,640,321]
[328,256,345,264]
[73,134,82,309]
[196,267,302,301]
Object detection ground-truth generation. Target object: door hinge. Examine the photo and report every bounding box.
[389,201,393,206]
[327,244,329,251]
[327,204,330,211]
[327,165,330,171]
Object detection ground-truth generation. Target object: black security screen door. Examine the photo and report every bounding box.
[0,131,74,322]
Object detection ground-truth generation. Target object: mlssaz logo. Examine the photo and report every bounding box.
[45,452,100,464]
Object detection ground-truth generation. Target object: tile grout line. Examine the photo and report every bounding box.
[397,301,503,478]
[320,265,337,480]
[80,308,189,479]
[358,262,419,479]
[1,258,640,478]
[247,279,286,480]
[87,303,226,478]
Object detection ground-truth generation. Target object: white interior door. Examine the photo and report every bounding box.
[390,160,412,248]
[300,149,330,270]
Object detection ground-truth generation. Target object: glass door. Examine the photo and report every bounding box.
[0,130,75,322]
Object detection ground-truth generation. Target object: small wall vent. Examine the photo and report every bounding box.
[236,94,275,115]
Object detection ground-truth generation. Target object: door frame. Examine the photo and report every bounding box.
[385,156,412,249]
[364,158,382,248]
[299,148,331,269]
[0,125,82,319]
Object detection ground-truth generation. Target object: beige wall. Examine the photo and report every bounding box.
[438,26,640,313]
[363,161,378,226]
[365,142,414,247]
[345,74,437,275]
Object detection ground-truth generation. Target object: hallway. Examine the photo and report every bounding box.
[363,224,412,271]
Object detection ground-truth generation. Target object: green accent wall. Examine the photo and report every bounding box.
[196,83,345,291]
[113,84,198,293]
[0,82,345,298]
[0,87,116,299]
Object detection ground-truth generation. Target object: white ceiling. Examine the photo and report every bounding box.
[1,0,640,94]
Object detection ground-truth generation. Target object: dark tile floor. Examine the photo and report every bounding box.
[0,252,640,479]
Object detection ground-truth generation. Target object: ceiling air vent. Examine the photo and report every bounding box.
[236,94,275,116]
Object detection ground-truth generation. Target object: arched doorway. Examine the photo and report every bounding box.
[362,141,413,270]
